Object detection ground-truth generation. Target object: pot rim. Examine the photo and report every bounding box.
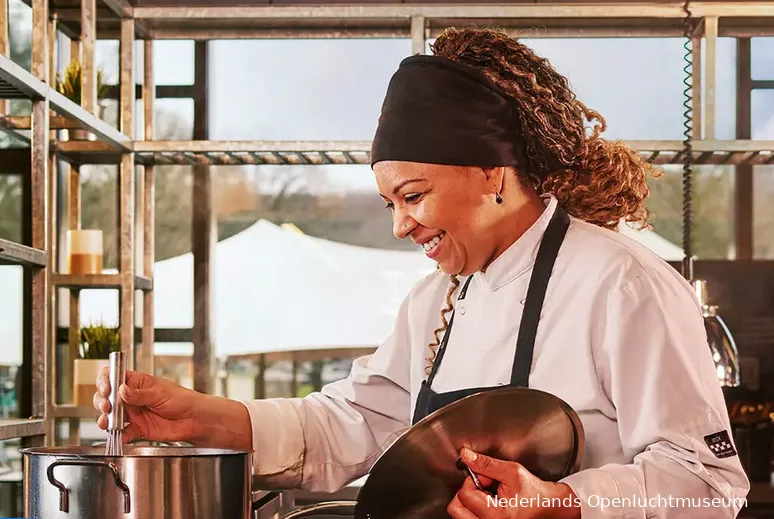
[19,445,252,457]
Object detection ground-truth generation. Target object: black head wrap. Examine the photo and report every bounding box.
[370,55,527,169]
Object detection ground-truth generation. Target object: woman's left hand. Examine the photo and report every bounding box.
[447,448,582,519]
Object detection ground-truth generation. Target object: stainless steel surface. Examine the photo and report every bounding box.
[692,279,741,387]
[280,502,356,519]
[106,352,127,456]
[22,445,252,519]
[107,352,126,432]
[353,387,584,519]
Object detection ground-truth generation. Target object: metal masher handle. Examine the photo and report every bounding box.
[107,351,126,431]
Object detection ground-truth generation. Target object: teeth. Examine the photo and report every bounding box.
[422,232,445,252]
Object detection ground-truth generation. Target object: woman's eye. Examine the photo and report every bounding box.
[405,194,421,203]
[384,201,394,210]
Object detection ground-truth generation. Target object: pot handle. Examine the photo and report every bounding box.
[46,459,131,514]
[279,501,357,519]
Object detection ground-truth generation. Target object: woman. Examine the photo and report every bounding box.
[94,27,750,518]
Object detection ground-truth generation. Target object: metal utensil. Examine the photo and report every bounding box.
[352,387,585,519]
[105,351,126,456]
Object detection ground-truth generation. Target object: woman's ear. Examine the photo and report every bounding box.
[482,167,506,195]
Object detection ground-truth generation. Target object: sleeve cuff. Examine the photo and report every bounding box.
[240,398,306,488]
[561,466,643,519]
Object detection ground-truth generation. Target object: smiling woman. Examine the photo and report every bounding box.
[94,26,749,519]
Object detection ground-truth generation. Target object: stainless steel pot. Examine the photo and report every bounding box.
[21,444,252,519]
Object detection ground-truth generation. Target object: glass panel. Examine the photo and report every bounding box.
[0,266,22,419]
[645,165,735,260]
[421,37,738,141]
[136,40,195,86]
[7,0,31,70]
[0,439,23,516]
[752,37,774,81]
[0,174,22,243]
[79,165,119,270]
[154,343,193,389]
[155,98,194,140]
[752,90,774,139]
[754,166,774,260]
[209,39,412,140]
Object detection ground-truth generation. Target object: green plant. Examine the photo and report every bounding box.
[55,60,109,105]
[78,323,121,359]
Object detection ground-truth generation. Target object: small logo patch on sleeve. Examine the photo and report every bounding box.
[704,430,737,459]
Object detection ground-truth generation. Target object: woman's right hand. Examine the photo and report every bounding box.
[93,368,201,445]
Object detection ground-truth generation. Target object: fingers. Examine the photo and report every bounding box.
[447,492,482,519]
[96,366,111,397]
[93,390,111,415]
[456,485,494,518]
[461,447,524,486]
[121,422,143,444]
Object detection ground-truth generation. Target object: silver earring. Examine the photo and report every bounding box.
[495,192,503,204]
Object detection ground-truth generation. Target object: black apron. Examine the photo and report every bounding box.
[411,206,570,425]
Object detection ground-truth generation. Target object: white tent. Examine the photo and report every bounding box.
[0,219,683,366]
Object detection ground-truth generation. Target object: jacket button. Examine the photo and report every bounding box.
[459,306,466,315]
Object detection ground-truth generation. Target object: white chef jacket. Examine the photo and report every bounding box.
[241,194,750,518]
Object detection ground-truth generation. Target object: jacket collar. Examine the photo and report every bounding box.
[474,194,558,292]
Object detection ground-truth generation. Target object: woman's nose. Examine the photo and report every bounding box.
[392,209,415,240]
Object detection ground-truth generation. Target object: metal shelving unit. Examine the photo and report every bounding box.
[0,0,773,450]
[0,0,153,446]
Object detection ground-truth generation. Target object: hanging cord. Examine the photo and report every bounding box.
[681,0,695,281]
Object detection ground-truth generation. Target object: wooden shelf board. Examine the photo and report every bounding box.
[52,405,99,419]
[0,418,46,441]
[0,238,47,267]
[53,273,153,291]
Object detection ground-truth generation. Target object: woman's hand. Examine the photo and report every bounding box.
[448,448,581,519]
[93,368,253,451]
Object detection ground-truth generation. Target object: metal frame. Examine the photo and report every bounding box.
[0,0,772,451]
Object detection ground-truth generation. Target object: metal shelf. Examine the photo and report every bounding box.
[0,53,47,100]
[52,405,99,419]
[48,90,132,151]
[0,419,46,441]
[0,238,48,267]
[54,139,774,167]
[131,2,774,39]
[53,274,153,291]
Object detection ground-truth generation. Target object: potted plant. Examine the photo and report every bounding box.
[72,322,121,406]
[55,60,110,140]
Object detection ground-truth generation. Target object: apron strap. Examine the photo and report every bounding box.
[510,207,570,386]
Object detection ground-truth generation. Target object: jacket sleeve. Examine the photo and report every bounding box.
[560,268,750,519]
[240,293,414,492]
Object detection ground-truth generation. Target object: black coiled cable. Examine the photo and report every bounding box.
[682,0,694,280]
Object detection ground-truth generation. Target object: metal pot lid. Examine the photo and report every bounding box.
[354,387,584,519]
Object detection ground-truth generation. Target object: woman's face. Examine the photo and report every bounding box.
[373,161,502,276]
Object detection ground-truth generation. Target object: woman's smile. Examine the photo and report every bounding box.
[420,231,446,259]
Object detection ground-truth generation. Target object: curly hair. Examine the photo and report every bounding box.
[423,27,661,376]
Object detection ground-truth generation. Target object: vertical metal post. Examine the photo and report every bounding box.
[48,15,57,87]
[80,0,97,113]
[119,18,136,368]
[0,0,8,115]
[691,31,702,139]
[192,41,214,394]
[140,39,156,375]
[735,38,753,260]
[25,0,49,448]
[411,16,425,56]
[703,16,718,141]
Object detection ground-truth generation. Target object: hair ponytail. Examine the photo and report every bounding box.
[431,27,662,231]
